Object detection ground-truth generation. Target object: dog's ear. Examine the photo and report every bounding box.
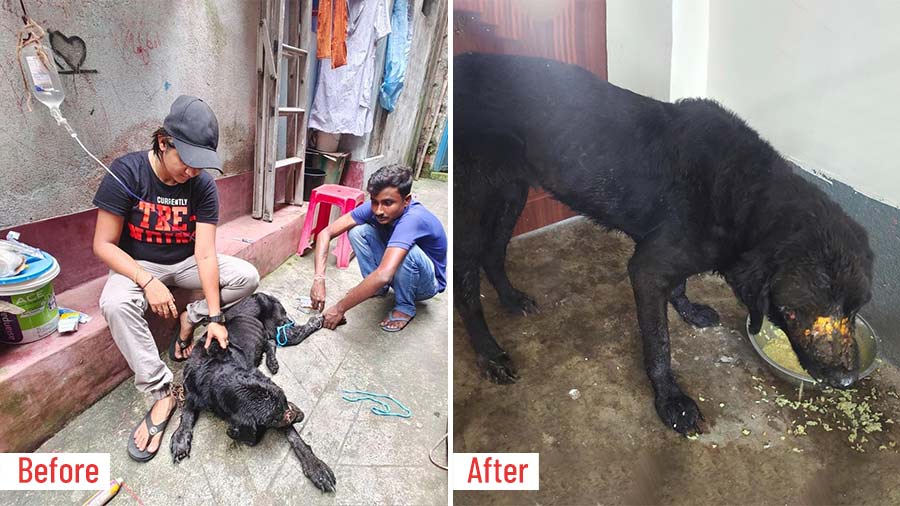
[726,249,774,335]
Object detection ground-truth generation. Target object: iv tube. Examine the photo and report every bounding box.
[51,110,144,202]
[49,108,144,201]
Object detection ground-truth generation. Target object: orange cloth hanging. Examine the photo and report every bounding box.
[316,0,348,68]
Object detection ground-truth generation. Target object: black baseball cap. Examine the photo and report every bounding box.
[163,95,223,172]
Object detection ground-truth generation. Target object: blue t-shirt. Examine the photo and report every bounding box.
[350,201,447,291]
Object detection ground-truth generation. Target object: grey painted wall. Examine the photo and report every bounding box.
[0,0,259,229]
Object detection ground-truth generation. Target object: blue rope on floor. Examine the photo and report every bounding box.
[341,389,412,418]
[275,321,295,347]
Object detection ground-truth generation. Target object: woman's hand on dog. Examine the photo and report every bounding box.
[144,278,178,319]
[310,279,326,312]
[205,322,229,349]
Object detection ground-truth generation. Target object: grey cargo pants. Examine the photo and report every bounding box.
[99,254,259,400]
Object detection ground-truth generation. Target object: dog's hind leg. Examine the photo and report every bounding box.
[455,149,520,383]
[669,280,720,328]
[264,338,279,374]
[263,315,324,374]
[483,181,539,316]
[629,229,707,435]
[170,396,200,463]
[456,263,519,383]
[283,426,337,492]
[281,316,324,346]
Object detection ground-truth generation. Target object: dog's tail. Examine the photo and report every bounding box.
[283,425,337,492]
[281,316,325,346]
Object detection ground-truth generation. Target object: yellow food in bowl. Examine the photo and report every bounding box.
[760,327,808,375]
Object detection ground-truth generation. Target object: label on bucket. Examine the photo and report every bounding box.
[0,283,58,343]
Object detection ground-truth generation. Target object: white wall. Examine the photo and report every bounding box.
[670,0,708,100]
[705,0,900,207]
[606,0,672,101]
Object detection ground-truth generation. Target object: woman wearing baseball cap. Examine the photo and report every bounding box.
[91,95,260,462]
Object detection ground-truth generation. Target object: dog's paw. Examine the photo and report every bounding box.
[266,356,280,374]
[301,457,337,493]
[479,352,519,384]
[679,303,720,328]
[655,393,704,435]
[500,289,539,317]
[170,433,192,463]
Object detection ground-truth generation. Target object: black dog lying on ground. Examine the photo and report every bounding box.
[454,52,874,435]
[169,293,336,492]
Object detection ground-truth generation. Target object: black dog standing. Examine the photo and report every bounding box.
[454,52,874,435]
[169,293,336,492]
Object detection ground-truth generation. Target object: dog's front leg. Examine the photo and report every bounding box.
[264,338,279,374]
[669,280,720,328]
[283,426,336,492]
[170,398,200,463]
[281,316,324,347]
[629,243,704,435]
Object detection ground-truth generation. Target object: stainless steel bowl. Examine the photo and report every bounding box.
[746,314,880,388]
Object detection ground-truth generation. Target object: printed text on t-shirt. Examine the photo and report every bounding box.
[127,200,195,244]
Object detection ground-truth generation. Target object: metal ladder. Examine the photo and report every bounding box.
[254,0,314,222]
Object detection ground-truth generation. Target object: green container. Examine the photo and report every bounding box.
[0,255,60,345]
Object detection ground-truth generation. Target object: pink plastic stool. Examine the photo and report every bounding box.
[297,184,366,269]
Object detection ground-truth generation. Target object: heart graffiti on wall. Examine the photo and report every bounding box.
[48,30,98,74]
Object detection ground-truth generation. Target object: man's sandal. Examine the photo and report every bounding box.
[380,312,414,333]
[127,402,175,462]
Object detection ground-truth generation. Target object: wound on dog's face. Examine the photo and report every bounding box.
[281,401,304,426]
[266,394,302,428]
[770,258,871,388]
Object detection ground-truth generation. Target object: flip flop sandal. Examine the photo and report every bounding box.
[380,312,414,333]
[127,405,174,462]
[168,331,193,362]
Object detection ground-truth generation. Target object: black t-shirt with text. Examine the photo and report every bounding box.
[92,151,219,264]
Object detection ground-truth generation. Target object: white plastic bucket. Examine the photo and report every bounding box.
[0,256,61,345]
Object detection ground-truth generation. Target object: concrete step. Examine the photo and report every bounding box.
[0,204,307,452]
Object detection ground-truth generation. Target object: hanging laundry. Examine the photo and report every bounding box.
[379,0,414,112]
[317,0,348,68]
[309,0,391,136]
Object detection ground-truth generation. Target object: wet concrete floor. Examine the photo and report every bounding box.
[454,217,900,506]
